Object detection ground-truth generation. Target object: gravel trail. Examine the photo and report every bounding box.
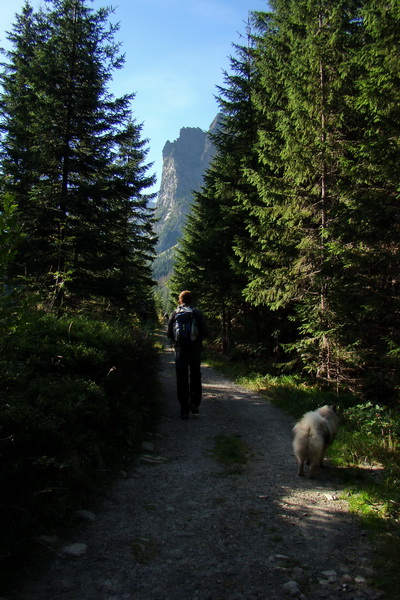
[8,346,383,600]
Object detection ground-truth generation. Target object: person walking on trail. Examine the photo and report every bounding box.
[167,290,208,420]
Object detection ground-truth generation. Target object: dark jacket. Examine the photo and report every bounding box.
[167,304,208,347]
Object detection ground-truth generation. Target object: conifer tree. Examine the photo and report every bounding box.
[171,163,241,351]
[0,0,156,308]
[0,3,45,229]
[242,1,365,381]
[234,10,291,308]
[171,28,263,350]
[334,0,400,394]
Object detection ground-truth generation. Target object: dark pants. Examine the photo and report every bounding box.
[175,343,202,415]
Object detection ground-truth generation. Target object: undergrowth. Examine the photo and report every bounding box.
[0,310,161,578]
[205,350,400,597]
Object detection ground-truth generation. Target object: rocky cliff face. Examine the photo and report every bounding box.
[154,116,219,261]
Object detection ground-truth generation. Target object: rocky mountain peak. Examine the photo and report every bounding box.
[154,116,219,261]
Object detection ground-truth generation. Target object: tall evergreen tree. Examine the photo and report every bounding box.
[0,3,45,226]
[0,0,156,308]
[171,28,265,351]
[278,0,365,380]
[334,0,400,395]
[171,162,242,351]
[241,1,365,381]
[234,10,292,308]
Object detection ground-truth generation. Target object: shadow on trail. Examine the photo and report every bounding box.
[5,343,377,600]
[154,346,375,599]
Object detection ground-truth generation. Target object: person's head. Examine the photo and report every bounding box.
[178,290,193,306]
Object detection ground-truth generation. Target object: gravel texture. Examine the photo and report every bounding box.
[8,346,384,600]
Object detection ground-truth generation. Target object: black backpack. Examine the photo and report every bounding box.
[173,307,199,344]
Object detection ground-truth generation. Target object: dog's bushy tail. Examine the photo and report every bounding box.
[292,411,327,477]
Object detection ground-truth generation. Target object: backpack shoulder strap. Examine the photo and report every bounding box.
[176,305,193,314]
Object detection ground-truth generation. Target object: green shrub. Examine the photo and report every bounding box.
[342,402,400,451]
[0,311,160,563]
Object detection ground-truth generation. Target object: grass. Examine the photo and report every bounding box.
[209,433,252,475]
[205,350,400,598]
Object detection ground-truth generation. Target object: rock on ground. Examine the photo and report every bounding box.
[7,346,383,600]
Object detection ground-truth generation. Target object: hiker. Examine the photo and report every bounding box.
[167,290,208,420]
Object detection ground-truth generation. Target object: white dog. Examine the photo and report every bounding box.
[292,405,339,478]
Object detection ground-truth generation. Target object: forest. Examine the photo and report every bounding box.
[171,0,400,406]
[0,0,399,579]
[0,0,159,565]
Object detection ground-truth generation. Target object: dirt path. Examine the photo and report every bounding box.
[8,346,383,600]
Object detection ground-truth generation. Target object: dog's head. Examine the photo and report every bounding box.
[317,404,339,423]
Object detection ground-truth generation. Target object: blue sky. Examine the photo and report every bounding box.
[0,0,268,194]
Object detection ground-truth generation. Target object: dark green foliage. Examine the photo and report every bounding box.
[0,311,159,561]
[0,0,156,309]
[0,194,25,283]
[172,0,400,402]
[0,2,159,565]
[0,0,159,578]
[171,35,270,352]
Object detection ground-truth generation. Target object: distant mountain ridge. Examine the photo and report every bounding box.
[153,116,219,282]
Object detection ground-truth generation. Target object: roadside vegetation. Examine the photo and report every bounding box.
[0,303,160,575]
[0,0,159,583]
[205,349,400,598]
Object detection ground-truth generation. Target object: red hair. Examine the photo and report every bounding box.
[178,290,192,305]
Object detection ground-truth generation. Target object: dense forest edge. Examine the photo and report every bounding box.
[1,0,400,597]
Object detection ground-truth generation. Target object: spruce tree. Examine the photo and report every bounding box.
[234,9,292,309]
[171,28,264,351]
[335,0,400,395]
[171,163,241,351]
[0,0,156,308]
[0,3,46,240]
[242,1,365,381]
